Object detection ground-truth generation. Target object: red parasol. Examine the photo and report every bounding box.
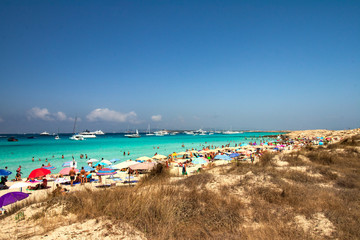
[28,168,51,179]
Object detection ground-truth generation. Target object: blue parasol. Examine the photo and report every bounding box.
[0,169,12,176]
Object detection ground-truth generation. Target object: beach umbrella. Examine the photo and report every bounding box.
[129,162,155,171]
[93,162,108,167]
[82,166,95,172]
[101,160,112,165]
[42,166,56,170]
[136,156,152,161]
[229,153,240,158]
[0,192,29,208]
[28,168,51,179]
[0,169,12,176]
[87,159,98,163]
[192,157,207,165]
[96,168,116,176]
[9,182,30,192]
[214,155,232,161]
[62,162,71,167]
[110,161,137,170]
[152,154,167,160]
[59,167,79,176]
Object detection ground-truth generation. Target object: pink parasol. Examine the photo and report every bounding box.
[129,162,155,170]
[59,167,79,176]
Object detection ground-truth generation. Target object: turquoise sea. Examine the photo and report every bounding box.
[0,132,282,178]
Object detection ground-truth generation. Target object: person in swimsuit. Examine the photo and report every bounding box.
[69,167,76,187]
[80,167,86,185]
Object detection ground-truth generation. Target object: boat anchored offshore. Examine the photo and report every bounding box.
[154,130,169,136]
[78,130,97,138]
[146,124,154,136]
[69,116,85,141]
[126,129,141,138]
[69,135,84,141]
[40,131,50,136]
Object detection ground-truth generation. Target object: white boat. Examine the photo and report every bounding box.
[93,130,105,135]
[146,124,154,136]
[126,129,140,138]
[69,135,85,141]
[69,116,85,141]
[154,130,169,136]
[55,135,60,140]
[40,131,50,136]
[184,131,195,135]
[170,131,179,135]
[223,130,243,134]
[78,130,97,138]
[194,129,207,135]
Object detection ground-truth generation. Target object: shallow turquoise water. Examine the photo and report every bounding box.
[0,132,281,177]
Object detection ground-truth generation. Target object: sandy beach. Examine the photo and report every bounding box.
[1,128,360,239]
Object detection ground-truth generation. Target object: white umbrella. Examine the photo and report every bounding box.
[136,156,152,161]
[111,161,137,170]
[9,182,30,189]
[9,182,31,192]
[101,160,112,165]
[87,159,98,163]
[152,154,167,159]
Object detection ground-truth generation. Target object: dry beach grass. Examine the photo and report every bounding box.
[1,132,360,239]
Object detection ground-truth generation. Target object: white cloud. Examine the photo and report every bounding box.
[27,107,72,121]
[87,108,138,123]
[151,115,162,122]
[27,107,54,121]
[0,117,4,123]
[54,112,67,121]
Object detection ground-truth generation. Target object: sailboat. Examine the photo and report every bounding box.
[69,117,85,141]
[55,128,60,140]
[146,124,154,136]
[127,129,141,138]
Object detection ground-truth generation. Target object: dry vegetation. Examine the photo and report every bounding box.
[2,134,360,239]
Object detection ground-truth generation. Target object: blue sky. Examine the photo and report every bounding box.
[0,0,359,133]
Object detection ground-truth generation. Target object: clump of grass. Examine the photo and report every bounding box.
[259,152,276,167]
[281,170,319,184]
[139,163,170,184]
[312,166,338,181]
[280,152,305,166]
[30,210,46,221]
[306,151,334,165]
[177,172,214,188]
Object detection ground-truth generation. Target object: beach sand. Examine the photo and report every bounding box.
[1,128,359,239]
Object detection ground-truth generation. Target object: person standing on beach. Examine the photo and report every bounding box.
[96,164,102,183]
[80,167,86,185]
[69,167,76,187]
